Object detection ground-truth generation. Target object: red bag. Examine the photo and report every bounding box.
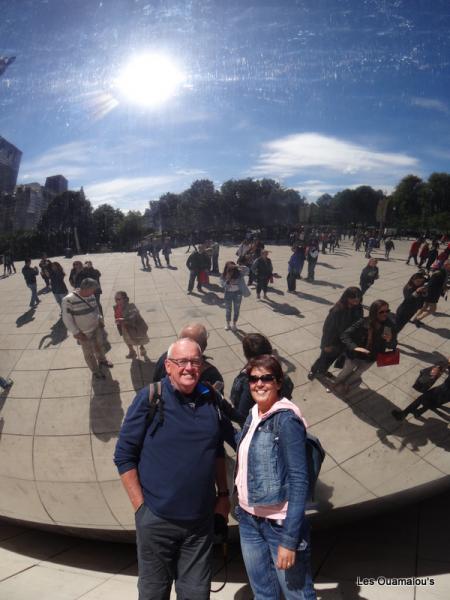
[376,349,400,367]
[198,270,209,285]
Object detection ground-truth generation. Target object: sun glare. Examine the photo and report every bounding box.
[115,53,185,108]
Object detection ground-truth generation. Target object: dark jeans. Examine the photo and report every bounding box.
[188,270,202,292]
[256,276,270,296]
[27,283,39,306]
[310,348,342,376]
[287,271,298,292]
[307,260,316,281]
[406,254,418,265]
[135,504,213,600]
[212,254,219,273]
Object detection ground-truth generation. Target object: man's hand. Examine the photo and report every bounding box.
[214,495,230,522]
[354,347,370,354]
[276,545,296,570]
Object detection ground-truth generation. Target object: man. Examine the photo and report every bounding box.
[152,322,223,387]
[22,258,40,307]
[61,278,113,378]
[114,338,230,600]
[406,238,421,265]
[186,245,210,293]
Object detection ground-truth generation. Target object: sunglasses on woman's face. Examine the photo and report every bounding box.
[248,374,277,384]
[378,309,389,314]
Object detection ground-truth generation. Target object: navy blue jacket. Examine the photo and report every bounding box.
[114,377,227,521]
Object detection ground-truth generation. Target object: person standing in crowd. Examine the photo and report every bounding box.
[137,242,150,270]
[305,241,319,282]
[152,322,223,388]
[413,260,450,326]
[394,272,428,333]
[235,354,317,600]
[185,233,197,253]
[49,262,68,308]
[230,333,294,425]
[308,287,363,381]
[0,375,13,390]
[3,249,16,275]
[220,261,249,331]
[359,258,379,297]
[114,338,231,600]
[406,238,421,265]
[186,245,210,294]
[392,360,449,421]
[425,241,439,272]
[162,237,172,267]
[252,249,273,300]
[287,245,305,293]
[331,299,397,394]
[81,260,103,315]
[61,278,113,378]
[114,291,149,359]
[418,241,429,268]
[365,234,377,258]
[39,254,52,289]
[22,258,40,308]
[69,260,84,288]
[149,237,162,268]
[384,237,395,260]
[210,240,220,274]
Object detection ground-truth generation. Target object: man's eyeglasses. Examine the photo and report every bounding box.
[168,357,203,368]
[248,374,277,384]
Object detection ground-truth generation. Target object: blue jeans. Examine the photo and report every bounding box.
[135,503,213,600]
[224,291,242,323]
[27,283,39,306]
[237,507,316,600]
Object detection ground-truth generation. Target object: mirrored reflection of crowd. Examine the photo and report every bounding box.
[4,227,450,600]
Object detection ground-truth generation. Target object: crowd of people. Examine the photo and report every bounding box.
[2,229,449,599]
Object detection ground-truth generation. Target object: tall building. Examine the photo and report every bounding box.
[13,183,52,231]
[45,174,68,195]
[0,136,22,194]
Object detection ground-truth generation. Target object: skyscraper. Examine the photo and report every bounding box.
[45,174,68,195]
[0,136,22,194]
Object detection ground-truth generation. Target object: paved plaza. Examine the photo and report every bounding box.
[0,238,449,598]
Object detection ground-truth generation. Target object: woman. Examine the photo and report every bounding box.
[425,242,439,271]
[287,245,305,292]
[69,260,84,288]
[359,258,379,296]
[219,261,248,331]
[331,299,397,393]
[39,254,52,288]
[384,237,395,260]
[252,249,273,299]
[114,291,149,358]
[305,242,319,282]
[394,272,427,333]
[162,237,172,267]
[308,287,363,381]
[81,260,103,315]
[49,262,68,307]
[413,260,450,326]
[235,354,316,600]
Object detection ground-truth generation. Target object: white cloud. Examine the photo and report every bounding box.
[85,175,183,209]
[252,132,419,179]
[295,179,395,202]
[411,97,448,114]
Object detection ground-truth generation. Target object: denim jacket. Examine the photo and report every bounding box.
[235,408,310,550]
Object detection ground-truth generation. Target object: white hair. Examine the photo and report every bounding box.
[167,337,202,359]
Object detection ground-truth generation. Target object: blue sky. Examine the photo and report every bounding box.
[1,0,450,211]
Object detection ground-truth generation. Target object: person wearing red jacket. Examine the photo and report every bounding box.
[406,238,421,265]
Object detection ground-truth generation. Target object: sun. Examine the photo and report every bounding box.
[115,53,185,108]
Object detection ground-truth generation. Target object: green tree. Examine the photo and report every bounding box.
[92,204,124,247]
[38,191,94,252]
[116,211,145,249]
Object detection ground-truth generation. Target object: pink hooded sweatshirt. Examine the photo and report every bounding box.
[235,398,308,520]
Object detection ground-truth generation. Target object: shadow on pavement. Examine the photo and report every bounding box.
[90,369,123,442]
[38,318,68,348]
[15,308,36,328]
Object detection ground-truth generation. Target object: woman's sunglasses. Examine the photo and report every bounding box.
[248,374,277,384]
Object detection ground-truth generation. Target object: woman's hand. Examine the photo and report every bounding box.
[354,347,370,354]
[382,332,392,343]
[276,545,296,570]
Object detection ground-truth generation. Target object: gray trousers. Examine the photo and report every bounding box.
[135,504,213,600]
[79,326,106,372]
[333,357,373,387]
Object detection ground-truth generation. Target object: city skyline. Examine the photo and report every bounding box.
[1,0,450,212]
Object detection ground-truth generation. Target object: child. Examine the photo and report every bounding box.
[114,291,149,359]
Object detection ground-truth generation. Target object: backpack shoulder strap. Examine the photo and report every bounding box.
[146,381,163,428]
